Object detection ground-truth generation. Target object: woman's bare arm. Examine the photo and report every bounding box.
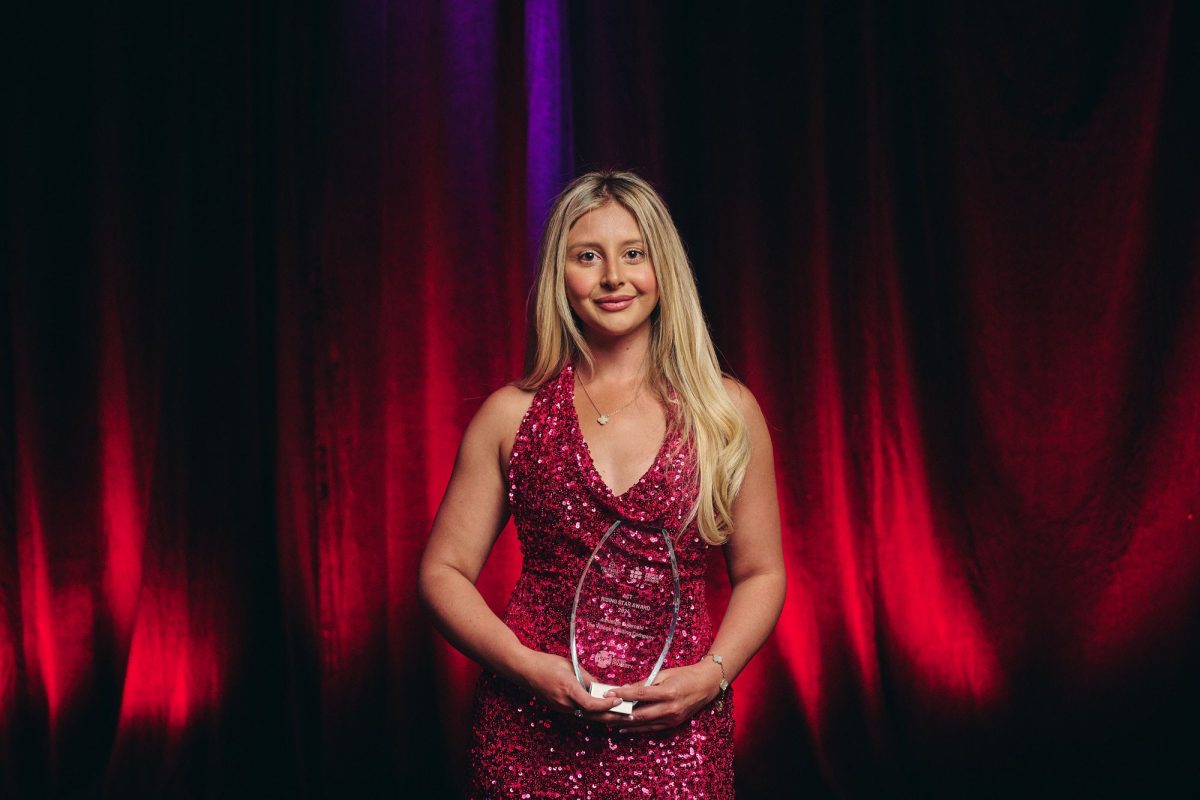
[417,386,621,716]
[704,377,787,682]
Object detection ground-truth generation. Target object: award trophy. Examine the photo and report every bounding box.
[569,520,681,715]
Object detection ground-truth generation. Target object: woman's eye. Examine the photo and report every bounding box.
[577,251,598,263]
[625,249,644,260]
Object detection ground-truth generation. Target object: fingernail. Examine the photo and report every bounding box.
[604,690,616,698]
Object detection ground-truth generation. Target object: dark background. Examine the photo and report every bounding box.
[4,1,1199,796]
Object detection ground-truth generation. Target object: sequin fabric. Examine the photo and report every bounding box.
[468,361,734,799]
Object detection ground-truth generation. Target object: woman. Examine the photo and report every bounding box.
[418,171,785,797]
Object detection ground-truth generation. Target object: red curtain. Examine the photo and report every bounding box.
[4,1,1199,797]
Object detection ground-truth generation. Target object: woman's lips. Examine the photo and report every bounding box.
[595,297,635,312]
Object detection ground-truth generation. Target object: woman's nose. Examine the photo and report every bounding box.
[601,262,624,288]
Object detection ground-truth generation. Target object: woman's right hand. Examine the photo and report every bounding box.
[518,649,624,719]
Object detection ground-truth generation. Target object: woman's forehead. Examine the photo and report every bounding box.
[567,203,643,241]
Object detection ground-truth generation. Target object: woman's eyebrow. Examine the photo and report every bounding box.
[567,239,645,249]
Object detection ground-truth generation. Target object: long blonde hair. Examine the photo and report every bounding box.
[516,171,749,545]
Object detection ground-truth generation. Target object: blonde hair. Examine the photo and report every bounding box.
[515,171,750,545]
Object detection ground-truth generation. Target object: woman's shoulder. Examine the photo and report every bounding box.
[473,382,538,433]
[477,382,544,472]
[718,374,771,449]
[719,374,761,418]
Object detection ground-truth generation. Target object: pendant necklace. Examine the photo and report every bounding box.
[577,358,646,426]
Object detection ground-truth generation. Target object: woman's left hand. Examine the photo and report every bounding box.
[594,662,723,734]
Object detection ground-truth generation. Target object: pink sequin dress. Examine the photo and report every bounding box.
[468,361,734,799]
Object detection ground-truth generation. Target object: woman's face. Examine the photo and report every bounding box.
[563,202,659,342]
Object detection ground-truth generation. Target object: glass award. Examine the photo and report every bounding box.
[569,520,681,715]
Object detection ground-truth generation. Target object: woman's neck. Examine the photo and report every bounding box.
[576,325,652,386]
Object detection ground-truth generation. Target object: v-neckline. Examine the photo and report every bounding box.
[566,362,672,501]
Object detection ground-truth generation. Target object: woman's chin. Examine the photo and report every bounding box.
[580,318,652,342]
